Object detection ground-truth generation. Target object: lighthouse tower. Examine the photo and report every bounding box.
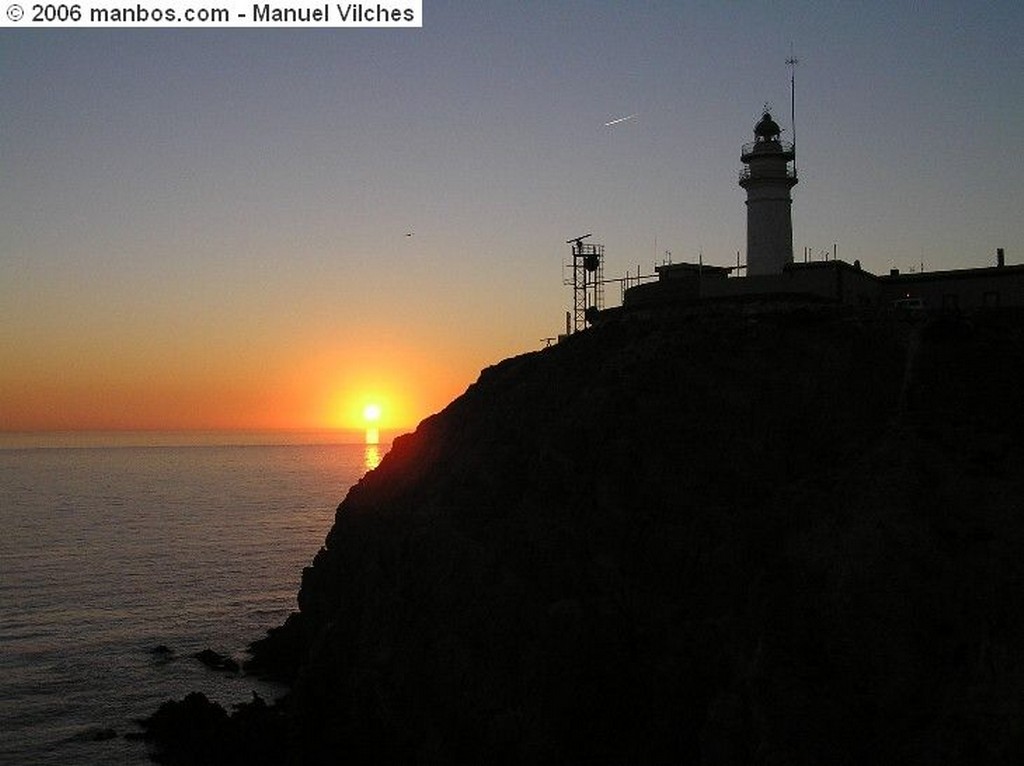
[739,111,797,275]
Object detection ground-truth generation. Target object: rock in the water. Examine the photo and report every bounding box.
[137,692,231,763]
[70,726,118,742]
[148,644,176,665]
[136,691,285,765]
[193,648,240,673]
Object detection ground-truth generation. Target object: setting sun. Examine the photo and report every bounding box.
[362,403,382,423]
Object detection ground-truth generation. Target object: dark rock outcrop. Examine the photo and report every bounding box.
[71,726,118,742]
[180,305,1024,764]
[148,644,176,666]
[137,691,285,765]
[193,648,240,674]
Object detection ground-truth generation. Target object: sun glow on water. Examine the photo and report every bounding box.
[364,442,381,470]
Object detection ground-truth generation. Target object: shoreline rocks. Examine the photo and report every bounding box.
[193,648,240,674]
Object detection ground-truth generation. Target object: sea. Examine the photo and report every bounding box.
[0,431,390,765]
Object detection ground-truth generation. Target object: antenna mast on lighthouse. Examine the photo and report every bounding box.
[786,45,799,174]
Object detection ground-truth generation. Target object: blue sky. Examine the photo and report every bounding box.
[2,1,1023,429]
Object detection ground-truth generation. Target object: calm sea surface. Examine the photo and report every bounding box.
[0,433,387,764]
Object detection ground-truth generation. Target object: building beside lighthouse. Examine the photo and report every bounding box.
[616,107,1023,315]
[739,111,798,275]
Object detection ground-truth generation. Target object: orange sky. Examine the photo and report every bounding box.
[0,235,543,433]
[0,331,486,432]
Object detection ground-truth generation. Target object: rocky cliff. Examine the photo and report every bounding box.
[152,304,1024,765]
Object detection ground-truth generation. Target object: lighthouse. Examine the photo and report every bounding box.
[739,111,797,275]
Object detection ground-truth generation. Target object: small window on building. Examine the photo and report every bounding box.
[942,294,959,309]
[984,291,1000,307]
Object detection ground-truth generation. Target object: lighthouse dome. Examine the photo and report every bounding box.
[754,112,781,139]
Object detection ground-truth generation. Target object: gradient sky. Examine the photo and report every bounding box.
[3,1,1023,432]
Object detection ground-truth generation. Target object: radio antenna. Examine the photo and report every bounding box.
[786,44,799,174]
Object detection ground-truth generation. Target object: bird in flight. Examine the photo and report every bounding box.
[604,113,638,127]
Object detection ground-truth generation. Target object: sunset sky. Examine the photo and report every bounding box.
[2,2,1022,433]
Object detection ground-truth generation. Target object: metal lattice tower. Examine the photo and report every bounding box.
[565,234,605,332]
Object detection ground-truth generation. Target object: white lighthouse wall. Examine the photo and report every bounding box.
[745,189,794,276]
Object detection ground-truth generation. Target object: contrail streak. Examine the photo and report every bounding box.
[604,113,638,127]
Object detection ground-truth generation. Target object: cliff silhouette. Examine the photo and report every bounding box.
[147,304,1024,765]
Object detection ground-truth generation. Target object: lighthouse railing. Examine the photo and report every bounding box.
[738,164,797,182]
